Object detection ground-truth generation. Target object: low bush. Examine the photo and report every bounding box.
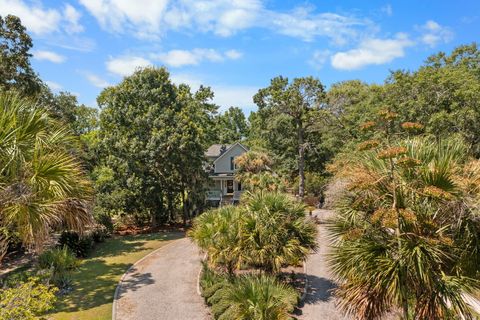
[90,225,110,243]
[222,275,298,320]
[93,208,114,234]
[200,265,298,320]
[38,247,79,288]
[58,231,94,258]
[0,276,57,320]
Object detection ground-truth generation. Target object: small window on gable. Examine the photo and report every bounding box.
[230,156,234,170]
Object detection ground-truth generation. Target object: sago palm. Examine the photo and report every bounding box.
[329,136,480,319]
[0,92,93,257]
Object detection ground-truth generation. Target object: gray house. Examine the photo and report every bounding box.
[205,142,248,204]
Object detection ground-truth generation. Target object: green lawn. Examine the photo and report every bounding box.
[50,231,184,320]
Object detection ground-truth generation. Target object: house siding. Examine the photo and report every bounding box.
[214,144,246,173]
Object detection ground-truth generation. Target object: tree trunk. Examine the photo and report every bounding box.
[0,235,8,264]
[298,120,305,199]
[181,189,187,227]
[167,193,174,222]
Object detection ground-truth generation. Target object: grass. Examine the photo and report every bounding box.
[49,231,184,320]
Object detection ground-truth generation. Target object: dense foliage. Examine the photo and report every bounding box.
[38,247,79,288]
[0,276,57,320]
[95,67,216,225]
[329,129,480,319]
[0,15,41,96]
[0,93,93,258]
[251,76,326,198]
[200,264,298,320]
[190,191,317,274]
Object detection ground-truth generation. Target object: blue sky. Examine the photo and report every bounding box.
[1,0,479,113]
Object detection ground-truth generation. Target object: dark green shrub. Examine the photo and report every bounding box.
[58,231,94,258]
[38,247,79,288]
[94,208,114,233]
[91,225,110,243]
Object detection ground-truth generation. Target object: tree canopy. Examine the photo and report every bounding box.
[95,67,217,225]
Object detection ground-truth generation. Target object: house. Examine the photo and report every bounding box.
[205,142,248,205]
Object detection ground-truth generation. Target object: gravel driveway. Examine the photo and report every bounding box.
[113,237,209,320]
[299,209,351,320]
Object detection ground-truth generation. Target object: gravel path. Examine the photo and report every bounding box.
[113,237,209,320]
[299,209,350,320]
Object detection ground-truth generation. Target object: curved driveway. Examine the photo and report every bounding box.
[113,237,209,320]
[113,211,349,320]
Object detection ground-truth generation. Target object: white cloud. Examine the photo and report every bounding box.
[106,56,152,77]
[78,0,169,37]
[0,0,61,34]
[381,4,393,16]
[33,50,66,63]
[264,9,370,44]
[154,48,242,67]
[63,4,84,34]
[309,50,331,70]
[45,80,62,91]
[84,73,111,88]
[0,0,84,35]
[331,34,414,70]
[157,50,200,67]
[79,0,372,44]
[225,49,243,60]
[418,20,453,47]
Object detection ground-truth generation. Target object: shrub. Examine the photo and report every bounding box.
[200,266,298,320]
[38,247,79,288]
[94,208,114,234]
[0,277,57,320]
[58,231,94,258]
[191,192,317,274]
[223,275,298,320]
[90,225,110,243]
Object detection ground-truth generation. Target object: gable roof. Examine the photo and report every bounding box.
[213,142,248,164]
[205,144,232,158]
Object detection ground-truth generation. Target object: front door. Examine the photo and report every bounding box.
[226,180,234,194]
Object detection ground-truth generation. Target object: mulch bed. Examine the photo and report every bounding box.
[114,223,188,236]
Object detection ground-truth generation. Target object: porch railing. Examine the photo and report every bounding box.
[206,190,222,201]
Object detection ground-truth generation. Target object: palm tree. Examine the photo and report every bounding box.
[220,274,298,320]
[190,192,317,274]
[189,206,244,274]
[242,191,317,274]
[0,92,93,259]
[329,136,480,319]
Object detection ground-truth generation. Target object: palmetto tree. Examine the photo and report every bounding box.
[190,191,317,274]
[0,92,93,258]
[242,191,317,274]
[329,136,480,319]
[220,275,298,320]
[189,206,244,274]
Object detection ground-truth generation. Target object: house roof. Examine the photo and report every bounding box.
[205,144,231,158]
